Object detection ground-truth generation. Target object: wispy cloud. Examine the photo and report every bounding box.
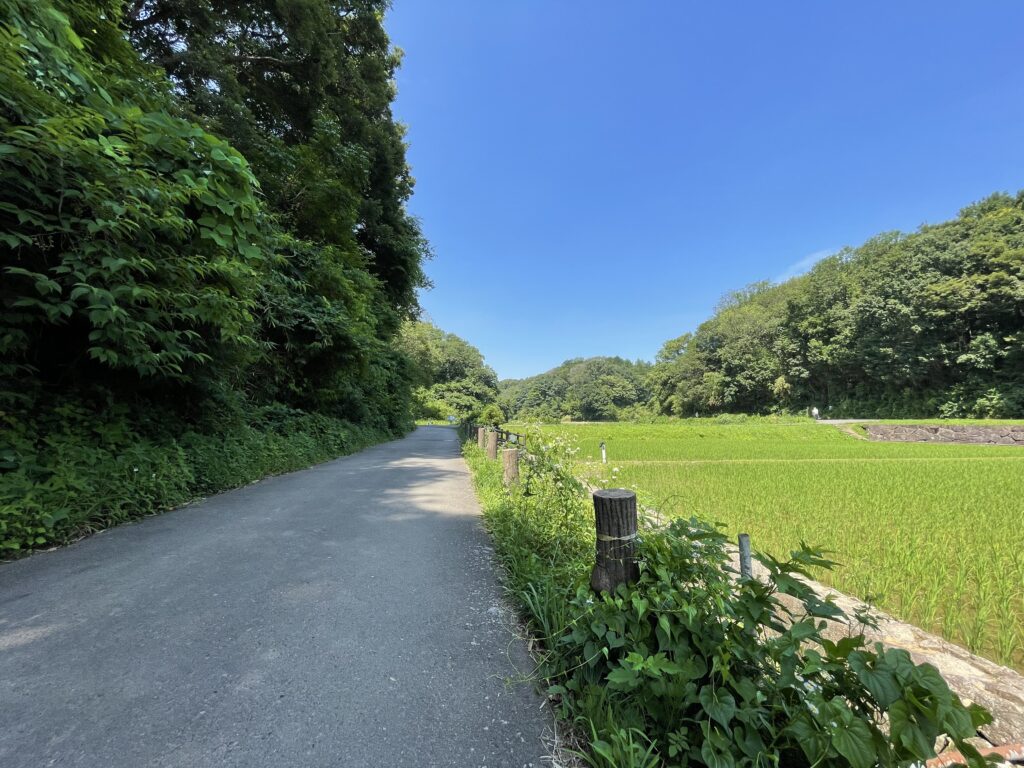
[772,248,837,284]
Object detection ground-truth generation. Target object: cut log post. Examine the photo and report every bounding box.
[477,426,486,448]
[590,489,639,594]
[502,448,519,485]
[486,430,498,460]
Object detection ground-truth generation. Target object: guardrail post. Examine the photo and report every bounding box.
[477,426,486,448]
[502,448,519,484]
[590,489,639,594]
[486,430,498,460]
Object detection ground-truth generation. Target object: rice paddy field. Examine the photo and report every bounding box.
[517,418,1024,671]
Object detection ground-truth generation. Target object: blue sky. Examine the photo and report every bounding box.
[386,1,1024,380]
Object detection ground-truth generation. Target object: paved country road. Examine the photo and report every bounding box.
[0,427,549,767]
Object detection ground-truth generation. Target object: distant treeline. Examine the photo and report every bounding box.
[651,193,1024,418]
[500,357,651,421]
[504,193,1024,421]
[398,321,501,423]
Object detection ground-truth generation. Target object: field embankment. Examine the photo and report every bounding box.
[862,423,1024,445]
[515,418,1024,670]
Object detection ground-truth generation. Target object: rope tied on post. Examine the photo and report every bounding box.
[596,532,638,542]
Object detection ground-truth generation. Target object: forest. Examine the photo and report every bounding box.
[649,193,1024,418]
[500,193,1024,422]
[397,320,500,423]
[0,0,428,550]
[499,356,651,422]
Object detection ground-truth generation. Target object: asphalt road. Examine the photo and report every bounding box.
[0,426,549,767]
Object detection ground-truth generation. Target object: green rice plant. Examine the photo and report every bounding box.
[520,420,1024,670]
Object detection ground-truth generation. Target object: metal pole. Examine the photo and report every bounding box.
[738,533,752,579]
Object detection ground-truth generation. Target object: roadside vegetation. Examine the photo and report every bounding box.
[397,320,501,422]
[520,420,1024,670]
[0,1,426,552]
[464,432,991,768]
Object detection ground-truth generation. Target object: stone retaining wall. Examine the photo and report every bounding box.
[866,424,1024,445]
[735,552,1024,748]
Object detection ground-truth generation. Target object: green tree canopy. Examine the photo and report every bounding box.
[0,0,266,388]
[2,0,428,430]
[649,192,1024,418]
[124,0,429,316]
[500,357,652,422]
[396,320,499,421]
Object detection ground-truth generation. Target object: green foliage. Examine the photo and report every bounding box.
[501,357,652,422]
[464,434,992,767]
[0,0,265,383]
[397,320,499,421]
[649,194,1024,418]
[562,525,988,768]
[478,403,504,426]
[0,395,384,552]
[0,0,424,550]
[124,0,429,318]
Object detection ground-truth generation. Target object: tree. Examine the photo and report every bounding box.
[117,0,430,431]
[500,357,652,422]
[396,321,499,420]
[0,0,265,390]
[124,0,428,317]
[648,192,1024,418]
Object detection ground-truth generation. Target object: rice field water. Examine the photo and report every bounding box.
[518,419,1024,671]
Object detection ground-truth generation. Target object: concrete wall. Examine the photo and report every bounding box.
[865,424,1024,445]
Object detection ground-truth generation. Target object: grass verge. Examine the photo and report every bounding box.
[1,399,398,554]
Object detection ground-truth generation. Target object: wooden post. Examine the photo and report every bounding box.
[486,430,498,460]
[738,533,752,579]
[502,448,519,485]
[477,426,486,448]
[590,489,639,594]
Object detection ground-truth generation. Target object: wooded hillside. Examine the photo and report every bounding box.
[649,193,1024,418]
[0,0,427,551]
[397,320,500,422]
[500,357,651,422]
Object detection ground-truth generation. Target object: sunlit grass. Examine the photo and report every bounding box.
[518,420,1024,670]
